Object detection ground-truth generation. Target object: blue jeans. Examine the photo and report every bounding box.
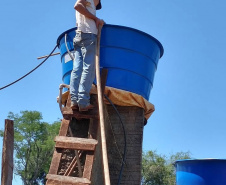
[70,32,97,108]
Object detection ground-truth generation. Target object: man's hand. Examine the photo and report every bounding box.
[95,18,105,28]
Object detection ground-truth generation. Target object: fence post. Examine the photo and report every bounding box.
[1,119,14,185]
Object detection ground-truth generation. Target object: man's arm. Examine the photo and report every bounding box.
[74,0,104,28]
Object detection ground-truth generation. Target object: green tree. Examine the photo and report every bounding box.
[1,111,61,185]
[142,150,191,185]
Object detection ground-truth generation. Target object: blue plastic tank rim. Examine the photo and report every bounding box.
[56,24,164,58]
[175,158,226,164]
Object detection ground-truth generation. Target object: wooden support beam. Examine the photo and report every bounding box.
[58,119,71,136]
[83,119,99,180]
[48,119,70,175]
[64,151,83,176]
[46,174,90,185]
[83,151,95,180]
[55,136,98,151]
[96,25,111,185]
[1,119,14,185]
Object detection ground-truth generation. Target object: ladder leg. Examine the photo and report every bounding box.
[48,119,70,175]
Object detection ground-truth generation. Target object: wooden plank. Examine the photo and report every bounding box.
[62,107,99,120]
[55,136,98,151]
[95,25,111,185]
[46,174,90,185]
[1,119,14,185]
[48,119,70,175]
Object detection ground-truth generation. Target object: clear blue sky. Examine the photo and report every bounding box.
[1,0,226,184]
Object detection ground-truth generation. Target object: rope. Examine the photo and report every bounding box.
[65,33,75,61]
[0,45,58,91]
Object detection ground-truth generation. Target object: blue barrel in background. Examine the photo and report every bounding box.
[175,159,226,185]
[57,24,164,100]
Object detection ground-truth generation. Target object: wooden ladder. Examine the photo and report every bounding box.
[46,26,110,185]
[46,68,109,185]
[46,94,100,185]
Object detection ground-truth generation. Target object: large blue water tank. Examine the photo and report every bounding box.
[175,159,226,185]
[57,24,164,100]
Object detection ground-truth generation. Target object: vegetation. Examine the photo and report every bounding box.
[1,110,191,185]
[142,150,191,185]
[0,111,61,185]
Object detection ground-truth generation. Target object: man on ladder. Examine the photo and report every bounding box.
[70,0,105,111]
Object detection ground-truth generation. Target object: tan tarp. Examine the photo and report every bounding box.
[59,85,155,120]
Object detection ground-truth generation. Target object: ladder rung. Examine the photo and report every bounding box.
[55,136,98,151]
[62,107,99,120]
[46,174,91,185]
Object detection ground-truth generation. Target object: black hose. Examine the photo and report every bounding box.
[104,94,127,185]
[0,44,58,91]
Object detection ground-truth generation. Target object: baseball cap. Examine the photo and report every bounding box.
[96,0,102,10]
